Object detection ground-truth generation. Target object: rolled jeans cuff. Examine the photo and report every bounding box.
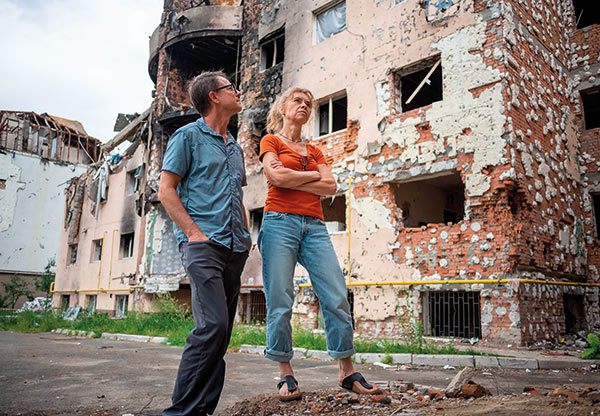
[328,347,355,360]
[264,347,294,362]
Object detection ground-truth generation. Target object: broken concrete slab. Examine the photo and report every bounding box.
[497,357,539,369]
[445,367,477,397]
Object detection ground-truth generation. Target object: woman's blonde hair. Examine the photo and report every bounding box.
[266,87,315,134]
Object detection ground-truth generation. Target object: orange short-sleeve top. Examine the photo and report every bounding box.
[259,134,327,219]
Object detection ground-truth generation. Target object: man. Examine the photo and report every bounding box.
[158,71,251,416]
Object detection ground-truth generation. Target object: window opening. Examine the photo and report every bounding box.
[92,239,103,262]
[322,195,347,232]
[115,295,129,318]
[252,119,267,156]
[593,193,600,238]
[573,0,600,29]
[250,208,264,243]
[240,291,267,323]
[61,294,70,310]
[424,291,481,338]
[68,244,78,265]
[120,232,135,259]
[563,294,587,334]
[86,295,97,312]
[581,88,600,130]
[127,168,140,195]
[260,30,285,70]
[317,94,347,136]
[395,59,443,113]
[392,171,465,227]
[315,1,346,43]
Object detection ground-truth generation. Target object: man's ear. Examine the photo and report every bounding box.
[208,91,219,104]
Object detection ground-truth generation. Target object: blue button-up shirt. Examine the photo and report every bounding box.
[161,117,251,252]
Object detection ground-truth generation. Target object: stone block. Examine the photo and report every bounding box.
[497,357,538,369]
[238,344,264,355]
[412,354,475,367]
[537,359,591,369]
[305,349,333,360]
[474,355,500,368]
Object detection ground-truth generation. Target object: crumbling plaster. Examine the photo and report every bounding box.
[1,152,86,274]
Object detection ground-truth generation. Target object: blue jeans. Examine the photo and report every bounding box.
[258,211,355,362]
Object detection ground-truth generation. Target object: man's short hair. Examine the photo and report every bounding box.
[188,70,229,116]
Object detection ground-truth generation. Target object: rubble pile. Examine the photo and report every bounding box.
[18,297,51,312]
[221,367,600,415]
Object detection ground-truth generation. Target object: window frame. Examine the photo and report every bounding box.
[91,238,103,263]
[260,30,285,71]
[314,92,348,138]
[120,232,135,259]
[314,0,347,44]
[67,243,78,265]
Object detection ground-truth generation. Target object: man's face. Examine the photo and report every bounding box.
[212,76,242,115]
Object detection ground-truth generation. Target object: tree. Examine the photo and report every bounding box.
[1,275,33,309]
[35,257,56,298]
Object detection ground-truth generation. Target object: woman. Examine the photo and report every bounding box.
[258,87,381,401]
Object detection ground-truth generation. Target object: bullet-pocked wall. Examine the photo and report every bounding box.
[236,0,600,345]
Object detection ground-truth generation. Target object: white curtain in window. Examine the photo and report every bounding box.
[316,2,346,43]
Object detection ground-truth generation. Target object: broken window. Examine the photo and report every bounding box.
[392,171,465,228]
[581,88,600,130]
[68,244,78,265]
[394,58,443,113]
[573,0,600,29]
[240,291,267,324]
[115,295,128,318]
[423,291,481,339]
[120,232,135,259]
[315,1,346,43]
[92,239,103,262]
[317,94,347,136]
[86,295,97,312]
[61,294,70,310]
[593,193,600,238]
[260,29,285,70]
[250,208,264,243]
[563,294,587,334]
[321,194,347,232]
[127,168,141,195]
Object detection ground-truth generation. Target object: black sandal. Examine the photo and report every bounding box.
[277,375,303,402]
[339,372,382,394]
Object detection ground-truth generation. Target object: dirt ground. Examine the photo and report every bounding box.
[220,387,600,415]
[1,331,599,416]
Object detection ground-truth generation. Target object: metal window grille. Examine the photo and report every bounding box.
[425,291,481,339]
[241,291,267,324]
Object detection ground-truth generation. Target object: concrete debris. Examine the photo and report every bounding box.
[18,297,51,312]
[460,381,491,399]
[445,367,477,398]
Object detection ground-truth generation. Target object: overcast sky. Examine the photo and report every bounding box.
[0,0,164,143]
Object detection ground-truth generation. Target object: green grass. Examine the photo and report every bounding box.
[0,295,488,356]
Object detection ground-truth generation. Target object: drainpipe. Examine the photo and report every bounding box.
[299,279,600,288]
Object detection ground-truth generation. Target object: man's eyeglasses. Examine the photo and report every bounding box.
[213,83,239,94]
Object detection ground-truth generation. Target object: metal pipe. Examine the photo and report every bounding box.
[347,176,353,285]
[299,278,600,288]
[108,229,118,290]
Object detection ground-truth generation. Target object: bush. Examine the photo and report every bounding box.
[582,333,600,360]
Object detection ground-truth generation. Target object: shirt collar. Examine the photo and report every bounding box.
[196,117,235,144]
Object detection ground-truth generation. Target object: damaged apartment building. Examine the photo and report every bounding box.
[0,111,100,307]
[52,0,600,346]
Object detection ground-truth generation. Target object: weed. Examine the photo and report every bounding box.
[381,354,394,365]
[582,333,600,360]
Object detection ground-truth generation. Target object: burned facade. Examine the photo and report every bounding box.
[52,0,600,345]
[0,111,100,307]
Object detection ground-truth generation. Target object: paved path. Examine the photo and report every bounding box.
[0,331,598,415]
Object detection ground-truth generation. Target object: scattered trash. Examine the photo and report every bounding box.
[525,368,531,373]
[373,361,393,369]
[18,297,51,312]
[443,364,456,370]
[62,306,82,321]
